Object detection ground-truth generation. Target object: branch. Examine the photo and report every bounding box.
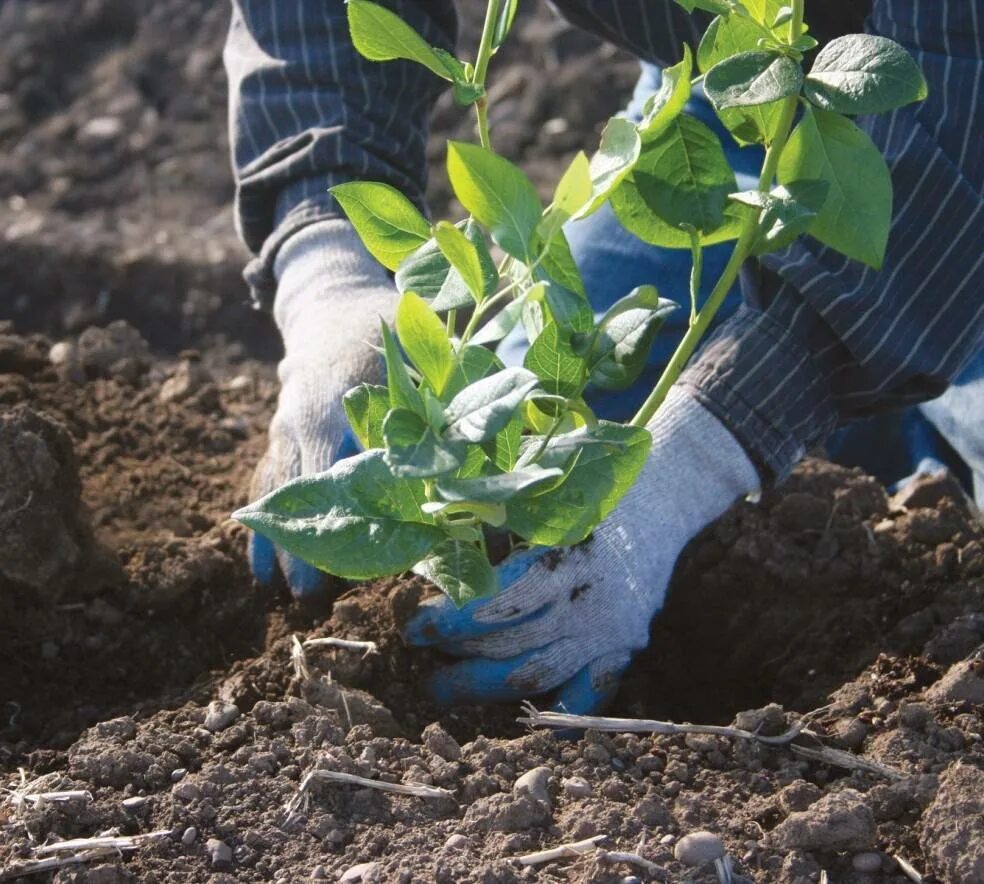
[517,835,606,866]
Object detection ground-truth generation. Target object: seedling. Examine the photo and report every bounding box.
[235,0,926,605]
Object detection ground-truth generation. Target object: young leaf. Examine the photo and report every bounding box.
[395,292,455,395]
[380,321,424,414]
[587,306,674,391]
[492,0,520,50]
[610,115,738,248]
[730,179,830,255]
[347,0,464,83]
[343,383,390,449]
[638,46,693,143]
[672,0,731,13]
[469,296,528,346]
[413,538,497,607]
[704,51,803,110]
[233,450,442,580]
[524,321,586,399]
[777,107,892,269]
[396,220,497,312]
[433,220,494,303]
[505,422,652,545]
[445,345,502,399]
[482,418,523,471]
[573,118,642,219]
[804,34,929,116]
[543,280,594,333]
[383,408,465,478]
[331,181,430,271]
[597,285,670,326]
[447,141,542,260]
[436,465,565,504]
[537,229,588,298]
[538,151,593,241]
[444,367,541,444]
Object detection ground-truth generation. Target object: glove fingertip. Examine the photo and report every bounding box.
[279,552,329,600]
[552,657,630,717]
[248,533,278,586]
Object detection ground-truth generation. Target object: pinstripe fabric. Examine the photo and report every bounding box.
[225,1,983,483]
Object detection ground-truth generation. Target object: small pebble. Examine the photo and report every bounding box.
[852,852,883,873]
[659,834,676,846]
[562,776,593,798]
[173,781,201,802]
[206,838,232,867]
[310,866,327,880]
[170,768,187,782]
[204,700,240,733]
[181,826,197,847]
[620,877,642,884]
[122,796,148,812]
[899,702,932,729]
[48,341,76,366]
[340,861,381,882]
[674,831,726,867]
[513,766,551,806]
[444,833,471,850]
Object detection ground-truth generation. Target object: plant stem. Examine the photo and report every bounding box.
[688,230,703,327]
[630,1,804,428]
[472,0,501,149]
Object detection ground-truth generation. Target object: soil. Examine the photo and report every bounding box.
[1,2,982,883]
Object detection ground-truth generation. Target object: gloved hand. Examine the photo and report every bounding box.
[404,387,761,714]
[250,219,395,597]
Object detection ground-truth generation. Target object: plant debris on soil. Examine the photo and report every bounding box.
[1,2,982,882]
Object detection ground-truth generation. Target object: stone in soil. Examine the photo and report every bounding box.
[768,789,876,852]
[920,761,984,884]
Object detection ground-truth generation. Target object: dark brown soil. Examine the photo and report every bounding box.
[1,2,982,883]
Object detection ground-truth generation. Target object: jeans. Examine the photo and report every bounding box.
[500,63,984,503]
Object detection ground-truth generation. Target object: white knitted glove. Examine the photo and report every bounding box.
[249,219,395,597]
[404,387,761,712]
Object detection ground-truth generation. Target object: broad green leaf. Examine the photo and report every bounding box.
[588,306,673,391]
[524,321,586,399]
[672,0,731,13]
[704,51,803,110]
[343,383,390,449]
[396,219,497,311]
[597,284,672,327]
[611,115,738,248]
[537,229,588,298]
[380,321,424,414]
[395,292,455,395]
[383,408,464,478]
[447,141,542,260]
[729,179,830,255]
[433,220,493,303]
[482,418,523,471]
[778,107,892,269]
[739,0,791,30]
[436,465,565,503]
[454,444,490,480]
[444,367,541,444]
[573,118,642,219]
[538,151,592,241]
[470,296,528,346]
[413,538,497,607]
[639,47,693,143]
[543,281,594,333]
[492,0,520,50]
[331,182,430,271]
[521,294,546,343]
[233,450,441,580]
[348,0,463,83]
[445,345,502,399]
[804,34,929,116]
[505,423,652,545]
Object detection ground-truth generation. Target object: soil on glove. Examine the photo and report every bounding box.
[1,2,982,883]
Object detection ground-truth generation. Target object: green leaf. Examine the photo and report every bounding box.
[672,0,731,13]
[395,292,455,396]
[233,450,441,580]
[482,418,523,471]
[492,0,520,50]
[470,296,528,346]
[704,51,803,110]
[343,383,390,449]
[413,538,497,607]
[396,220,497,312]
[444,367,541,444]
[639,46,693,144]
[330,182,430,271]
[524,321,586,399]
[543,281,594,334]
[537,229,588,299]
[730,179,830,255]
[597,284,672,326]
[445,345,502,399]
[804,34,929,116]
[447,141,542,260]
[436,465,565,504]
[588,305,674,391]
[383,408,464,478]
[611,115,739,248]
[380,321,424,414]
[433,220,495,303]
[505,422,652,545]
[778,107,892,269]
[573,118,642,219]
[348,0,465,83]
[739,0,791,29]
[538,151,593,241]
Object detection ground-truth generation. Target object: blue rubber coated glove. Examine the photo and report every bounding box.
[404,388,762,714]
[249,220,394,598]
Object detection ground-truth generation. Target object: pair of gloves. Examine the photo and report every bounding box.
[250,220,761,714]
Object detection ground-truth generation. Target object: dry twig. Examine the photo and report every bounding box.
[518,835,605,866]
[290,635,310,681]
[1,832,170,881]
[790,744,906,780]
[893,855,925,883]
[303,637,378,658]
[597,849,664,876]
